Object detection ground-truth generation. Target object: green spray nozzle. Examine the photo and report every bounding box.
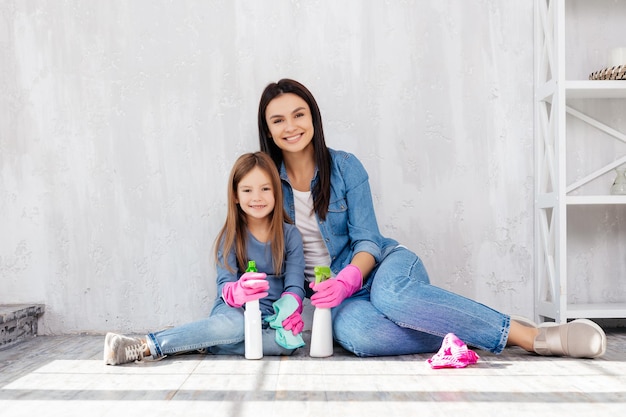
[246,261,257,272]
[314,266,331,284]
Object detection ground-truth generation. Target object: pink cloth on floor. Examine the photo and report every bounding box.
[427,333,480,369]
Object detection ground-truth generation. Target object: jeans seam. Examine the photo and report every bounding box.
[163,336,244,355]
[147,333,162,358]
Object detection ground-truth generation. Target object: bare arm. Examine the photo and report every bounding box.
[350,251,376,283]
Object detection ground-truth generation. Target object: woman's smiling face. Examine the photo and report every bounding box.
[265,93,314,154]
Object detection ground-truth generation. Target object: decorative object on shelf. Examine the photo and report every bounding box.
[609,47,626,68]
[589,65,626,80]
[589,47,626,80]
[610,165,626,195]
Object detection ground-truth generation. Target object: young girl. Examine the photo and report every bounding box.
[257,78,606,359]
[104,152,306,365]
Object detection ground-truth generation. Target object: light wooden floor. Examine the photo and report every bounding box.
[1,328,625,417]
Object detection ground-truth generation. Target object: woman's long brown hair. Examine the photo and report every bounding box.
[257,79,332,220]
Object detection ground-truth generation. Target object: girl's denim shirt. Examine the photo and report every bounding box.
[280,148,399,278]
[215,223,306,316]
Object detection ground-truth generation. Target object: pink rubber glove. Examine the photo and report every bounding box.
[310,264,362,308]
[281,292,304,335]
[222,272,269,308]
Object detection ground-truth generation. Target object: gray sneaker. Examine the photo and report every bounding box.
[103,332,148,365]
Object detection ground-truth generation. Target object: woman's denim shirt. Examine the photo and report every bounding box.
[280,148,399,277]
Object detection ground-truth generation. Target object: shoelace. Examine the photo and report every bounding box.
[124,343,147,363]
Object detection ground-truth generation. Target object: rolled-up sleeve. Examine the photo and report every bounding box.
[338,152,385,263]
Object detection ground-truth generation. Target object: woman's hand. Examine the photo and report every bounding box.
[310,264,362,308]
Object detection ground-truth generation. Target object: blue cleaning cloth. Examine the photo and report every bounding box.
[264,295,305,349]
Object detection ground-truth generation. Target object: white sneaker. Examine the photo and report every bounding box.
[533,319,606,358]
[103,332,148,365]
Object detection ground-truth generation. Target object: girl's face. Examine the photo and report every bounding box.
[265,93,314,154]
[236,166,275,222]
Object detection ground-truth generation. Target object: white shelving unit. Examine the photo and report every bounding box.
[534,0,626,323]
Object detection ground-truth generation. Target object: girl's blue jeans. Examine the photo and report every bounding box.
[146,300,296,358]
[331,246,510,357]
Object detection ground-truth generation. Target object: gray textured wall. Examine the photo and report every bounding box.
[1,0,622,335]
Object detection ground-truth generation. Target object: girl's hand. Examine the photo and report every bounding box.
[280,293,304,335]
[222,272,269,308]
[310,265,362,308]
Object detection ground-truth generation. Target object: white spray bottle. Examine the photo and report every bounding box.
[310,266,334,357]
[244,260,263,360]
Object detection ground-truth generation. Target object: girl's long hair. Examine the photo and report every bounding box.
[213,152,288,275]
[257,78,332,220]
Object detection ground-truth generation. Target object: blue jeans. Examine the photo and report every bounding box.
[146,300,297,358]
[332,247,510,357]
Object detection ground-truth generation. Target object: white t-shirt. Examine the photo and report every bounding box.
[292,189,332,283]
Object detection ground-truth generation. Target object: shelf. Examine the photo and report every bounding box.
[534,0,626,322]
[565,80,626,99]
[538,80,626,102]
[566,195,626,205]
[566,303,626,319]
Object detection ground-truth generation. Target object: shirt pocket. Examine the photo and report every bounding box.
[327,198,349,236]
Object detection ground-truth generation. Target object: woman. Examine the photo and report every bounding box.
[257,78,606,359]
